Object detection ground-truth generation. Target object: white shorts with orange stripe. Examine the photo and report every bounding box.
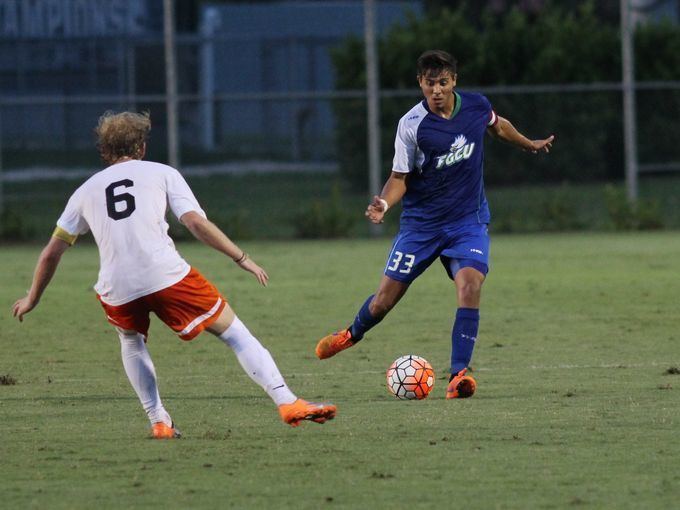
[98,267,227,340]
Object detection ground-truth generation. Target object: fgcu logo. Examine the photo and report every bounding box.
[435,134,475,169]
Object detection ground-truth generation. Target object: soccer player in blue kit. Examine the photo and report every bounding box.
[316,50,554,398]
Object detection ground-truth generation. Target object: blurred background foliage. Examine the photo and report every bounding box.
[332,1,680,189]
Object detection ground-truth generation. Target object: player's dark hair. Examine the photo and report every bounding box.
[95,111,151,165]
[416,50,457,79]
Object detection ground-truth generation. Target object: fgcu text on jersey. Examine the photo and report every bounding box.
[392,92,498,230]
[435,134,475,169]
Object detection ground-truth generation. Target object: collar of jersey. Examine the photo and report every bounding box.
[423,91,462,120]
[450,91,462,119]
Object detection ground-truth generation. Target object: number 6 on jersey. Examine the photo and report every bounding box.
[105,179,136,220]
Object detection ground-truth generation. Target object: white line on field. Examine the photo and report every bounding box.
[292,360,677,376]
[40,360,678,383]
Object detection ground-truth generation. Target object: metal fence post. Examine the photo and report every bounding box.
[365,0,383,236]
[200,8,219,151]
[621,0,639,202]
[0,107,3,216]
[164,0,180,169]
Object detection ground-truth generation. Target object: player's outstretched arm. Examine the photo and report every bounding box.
[12,237,71,322]
[365,172,408,224]
[180,211,268,287]
[487,115,554,154]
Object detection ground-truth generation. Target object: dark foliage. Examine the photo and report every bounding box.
[332,1,680,189]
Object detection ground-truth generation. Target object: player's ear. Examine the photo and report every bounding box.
[452,73,457,86]
[140,142,146,160]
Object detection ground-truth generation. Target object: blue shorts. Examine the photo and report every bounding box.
[383,223,490,284]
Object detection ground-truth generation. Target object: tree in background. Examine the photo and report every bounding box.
[332,0,679,189]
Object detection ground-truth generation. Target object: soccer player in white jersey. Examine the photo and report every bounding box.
[316,50,554,399]
[12,111,336,437]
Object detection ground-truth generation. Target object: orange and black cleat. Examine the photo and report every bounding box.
[446,368,477,399]
[278,399,337,427]
[151,422,182,439]
[315,328,354,359]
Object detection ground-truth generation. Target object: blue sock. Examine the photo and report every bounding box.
[450,307,479,375]
[349,295,383,342]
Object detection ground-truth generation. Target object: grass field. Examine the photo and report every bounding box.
[2,232,680,509]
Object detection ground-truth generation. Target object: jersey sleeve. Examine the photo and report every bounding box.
[481,94,498,127]
[166,168,207,220]
[56,187,90,239]
[392,116,417,174]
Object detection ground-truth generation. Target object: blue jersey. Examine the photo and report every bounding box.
[391,92,497,231]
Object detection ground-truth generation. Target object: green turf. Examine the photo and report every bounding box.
[2,233,680,509]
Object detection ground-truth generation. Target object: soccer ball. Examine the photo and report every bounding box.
[386,355,435,400]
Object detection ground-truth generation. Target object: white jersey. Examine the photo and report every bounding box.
[56,160,206,305]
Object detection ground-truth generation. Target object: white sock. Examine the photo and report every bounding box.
[118,331,172,426]
[218,316,297,406]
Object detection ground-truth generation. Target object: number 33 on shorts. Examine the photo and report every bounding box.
[387,251,415,274]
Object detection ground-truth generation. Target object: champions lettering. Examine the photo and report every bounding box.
[0,0,147,39]
[434,134,475,169]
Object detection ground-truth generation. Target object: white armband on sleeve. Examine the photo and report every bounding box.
[488,110,498,127]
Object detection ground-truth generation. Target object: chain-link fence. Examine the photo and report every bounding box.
[1,26,679,239]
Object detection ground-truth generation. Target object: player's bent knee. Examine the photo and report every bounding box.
[455,272,484,306]
[206,304,236,336]
[458,284,482,303]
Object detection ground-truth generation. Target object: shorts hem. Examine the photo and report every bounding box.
[382,272,415,284]
[177,298,227,341]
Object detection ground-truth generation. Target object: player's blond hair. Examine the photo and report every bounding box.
[95,111,151,165]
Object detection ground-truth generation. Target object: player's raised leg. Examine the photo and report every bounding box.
[117,329,181,438]
[208,304,336,426]
[316,275,409,359]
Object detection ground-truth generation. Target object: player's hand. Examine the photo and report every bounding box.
[238,257,269,287]
[365,195,387,224]
[12,296,37,322]
[527,135,555,154]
